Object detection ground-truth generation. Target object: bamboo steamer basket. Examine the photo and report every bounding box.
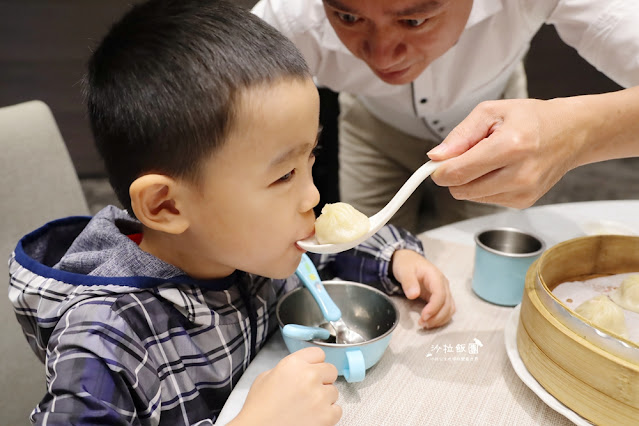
[517,235,639,425]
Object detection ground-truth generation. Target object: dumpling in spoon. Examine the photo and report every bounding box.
[610,274,639,314]
[314,202,370,244]
[574,294,628,339]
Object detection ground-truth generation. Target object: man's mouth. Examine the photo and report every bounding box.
[374,65,410,81]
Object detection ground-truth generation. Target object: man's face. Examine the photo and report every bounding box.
[323,0,473,85]
[180,77,321,279]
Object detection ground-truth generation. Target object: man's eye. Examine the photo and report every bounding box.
[336,12,359,24]
[402,18,428,27]
[278,170,295,182]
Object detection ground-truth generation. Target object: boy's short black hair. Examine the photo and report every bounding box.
[85,0,310,213]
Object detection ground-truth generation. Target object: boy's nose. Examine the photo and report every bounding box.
[299,180,320,213]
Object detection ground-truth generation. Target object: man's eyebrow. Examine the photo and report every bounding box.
[323,0,359,15]
[393,1,444,17]
[323,0,444,17]
[269,127,323,169]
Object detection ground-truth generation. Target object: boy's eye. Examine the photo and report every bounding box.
[336,12,359,24]
[401,18,428,27]
[311,144,322,158]
[278,170,295,183]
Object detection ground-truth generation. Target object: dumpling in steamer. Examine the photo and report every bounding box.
[314,202,370,244]
[574,294,628,339]
[610,274,639,314]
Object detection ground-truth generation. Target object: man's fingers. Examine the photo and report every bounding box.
[432,132,512,188]
[446,166,508,201]
[428,101,504,161]
[447,166,549,208]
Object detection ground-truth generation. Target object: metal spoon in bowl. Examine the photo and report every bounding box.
[298,160,446,254]
[296,254,365,344]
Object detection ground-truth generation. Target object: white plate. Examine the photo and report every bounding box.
[504,305,592,425]
[579,219,637,236]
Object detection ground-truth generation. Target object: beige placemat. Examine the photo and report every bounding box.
[334,237,574,425]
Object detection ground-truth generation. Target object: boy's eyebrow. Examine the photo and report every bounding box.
[269,127,322,169]
[323,0,444,16]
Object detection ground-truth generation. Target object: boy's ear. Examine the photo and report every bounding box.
[129,174,190,234]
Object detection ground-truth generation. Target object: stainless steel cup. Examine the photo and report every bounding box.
[472,227,545,306]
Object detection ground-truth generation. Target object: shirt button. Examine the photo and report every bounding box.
[432,120,440,125]
[420,98,427,104]
[438,127,445,133]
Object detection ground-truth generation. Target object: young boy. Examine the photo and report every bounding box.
[8,0,455,424]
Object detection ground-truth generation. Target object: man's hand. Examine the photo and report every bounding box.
[427,98,582,208]
[428,87,639,208]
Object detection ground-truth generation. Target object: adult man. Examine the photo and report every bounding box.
[253,0,639,232]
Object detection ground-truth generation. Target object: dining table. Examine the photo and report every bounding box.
[217,200,639,425]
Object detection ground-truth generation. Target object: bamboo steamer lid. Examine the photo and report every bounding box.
[517,235,639,425]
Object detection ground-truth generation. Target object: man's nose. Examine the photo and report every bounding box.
[362,30,404,68]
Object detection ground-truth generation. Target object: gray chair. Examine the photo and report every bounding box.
[0,100,90,424]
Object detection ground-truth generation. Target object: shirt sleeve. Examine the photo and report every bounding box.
[547,0,639,88]
[309,224,424,295]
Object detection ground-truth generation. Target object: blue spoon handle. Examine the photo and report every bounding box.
[295,253,342,321]
[282,324,331,341]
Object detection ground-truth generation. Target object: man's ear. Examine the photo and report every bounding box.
[129,174,190,234]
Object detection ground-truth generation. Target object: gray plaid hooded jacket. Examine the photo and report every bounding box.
[9,205,423,425]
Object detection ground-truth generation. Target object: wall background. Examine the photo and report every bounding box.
[1,1,636,208]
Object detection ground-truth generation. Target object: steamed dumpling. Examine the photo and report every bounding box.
[610,274,639,314]
[314,202,370,244]
[574,294,628,338]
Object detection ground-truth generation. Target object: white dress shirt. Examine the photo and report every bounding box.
[253,0,639,141]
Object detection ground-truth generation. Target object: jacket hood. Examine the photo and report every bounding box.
[8,205,238,360]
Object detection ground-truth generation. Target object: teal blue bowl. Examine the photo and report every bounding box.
[276,281,398,382]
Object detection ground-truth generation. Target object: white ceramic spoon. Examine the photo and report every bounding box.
[298,160,446,254]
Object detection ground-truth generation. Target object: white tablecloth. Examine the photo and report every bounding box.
[217,201,639,425]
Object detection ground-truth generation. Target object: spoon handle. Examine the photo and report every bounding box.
[282,324,331,341]
[295,254,342,321]
[369,160,445,228]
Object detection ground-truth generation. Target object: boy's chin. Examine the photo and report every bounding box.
[258,255,302,280]
[270,265,300,280]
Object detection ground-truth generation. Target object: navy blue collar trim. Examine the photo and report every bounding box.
[14,216,240,291]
